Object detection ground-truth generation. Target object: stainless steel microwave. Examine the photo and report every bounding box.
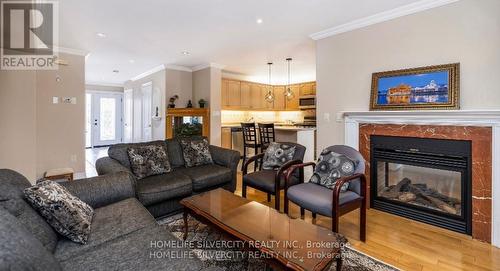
[299,95,316,109]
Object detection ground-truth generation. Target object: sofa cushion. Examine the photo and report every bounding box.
[262,142,296,170]
[58,225,205,271]
[127,145,172,179]
[54,198,156,261]
[165,139,185,168]
[0,169,58,252]
[177,164,232,192]
[108,140,167,169]
[24,180,94,244]
[136,172,192,206]
[0,206,62,271]
[179,137,213,167]
[287,182,361,217]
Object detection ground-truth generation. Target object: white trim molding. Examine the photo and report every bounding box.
[85,81,124,88]
[192,62,226,72]
[341,110,500,248]
[165,64,192,72]
[130,64,166,81]
[310,0,461,40]
[54,46,89,56]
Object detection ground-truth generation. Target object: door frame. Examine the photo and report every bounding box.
[86,90,124,148]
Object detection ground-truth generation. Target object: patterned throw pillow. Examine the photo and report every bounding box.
[309,150,358,192]
[179,137,213,167]
[127,145,172,179]
[24,180,94,244]
[262,142,296,170]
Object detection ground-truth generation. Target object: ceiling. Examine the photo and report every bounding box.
[58,0,423,85]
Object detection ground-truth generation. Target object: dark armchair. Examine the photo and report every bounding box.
[283,145,367,241]
[242,142,306,211]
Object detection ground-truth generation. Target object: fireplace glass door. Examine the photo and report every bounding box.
[376,162,463,216]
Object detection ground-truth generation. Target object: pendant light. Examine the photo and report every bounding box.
[264,62,275,103]
[284,58,294,100]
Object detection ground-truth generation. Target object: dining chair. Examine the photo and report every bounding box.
[258,123,275,153]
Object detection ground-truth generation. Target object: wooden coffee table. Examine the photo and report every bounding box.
[180,188,345,271]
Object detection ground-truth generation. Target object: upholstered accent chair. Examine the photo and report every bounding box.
[284,145,367,241]
[242,142,306,211]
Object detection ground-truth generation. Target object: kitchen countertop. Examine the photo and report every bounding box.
[221,123,316,131]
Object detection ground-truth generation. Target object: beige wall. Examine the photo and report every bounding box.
[0,53,86,181]
[316,0,500,151]
[193,67,222,145]
[166,68,192,108]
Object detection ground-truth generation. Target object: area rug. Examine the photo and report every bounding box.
[158,214,399,271]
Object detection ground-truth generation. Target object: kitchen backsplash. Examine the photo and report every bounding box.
[221,110,304,124]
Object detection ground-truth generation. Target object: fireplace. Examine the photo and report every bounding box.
[370,135,472,235]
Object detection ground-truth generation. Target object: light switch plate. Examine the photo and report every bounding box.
[323,113,330,122]
[52,97,59,104]
[336,112,344,122]
[62,97,77,104]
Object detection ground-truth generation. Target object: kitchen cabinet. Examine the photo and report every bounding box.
[299,82,316,96]
[285,85,300,110]
[221,78,315,110]
[221,127,232,149]
[273,86,286,110]
[227,80,241,108]
[240,82,251,108]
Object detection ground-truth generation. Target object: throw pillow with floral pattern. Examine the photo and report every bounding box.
[179,137,213,167]
[262,142,296,170]
[24,180,94,244]
[127,145,172,179]
[309,149,358,192]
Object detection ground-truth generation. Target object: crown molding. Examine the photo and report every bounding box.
[310,0,461,40]
[130,64,166,81]
[192,62,226,72]
[165,64,192,72]
[55,46,89,56]
[85,81,124,88]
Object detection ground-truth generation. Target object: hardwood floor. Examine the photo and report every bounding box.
[235,173,500,271]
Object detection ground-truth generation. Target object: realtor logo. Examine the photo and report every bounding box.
[1,0,58,70]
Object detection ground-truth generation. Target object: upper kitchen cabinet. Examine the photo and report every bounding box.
[299,82,316,96]
[240,82,251,109]
[273,86,286,110]
[225,79,241,109]
[285,85,300,110]
[221,78,315,110]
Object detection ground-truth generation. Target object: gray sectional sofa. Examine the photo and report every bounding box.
[95,138,240,217]
[0,169,219,271]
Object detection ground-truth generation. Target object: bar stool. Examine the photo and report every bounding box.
[241,122,260,172]
[258,123,275,153]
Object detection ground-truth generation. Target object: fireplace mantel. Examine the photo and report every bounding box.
[341,110,500,247]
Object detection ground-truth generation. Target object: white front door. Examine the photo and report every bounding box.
[92,93,123,146]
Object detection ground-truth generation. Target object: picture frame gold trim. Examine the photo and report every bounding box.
[370,63,460,111]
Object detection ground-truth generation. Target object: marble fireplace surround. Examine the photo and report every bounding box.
[342,110,500,246]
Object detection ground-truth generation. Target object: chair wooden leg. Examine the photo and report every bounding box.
[284,197,289,215]
[312,212,317,224]
[240,147,247,171]
[253,148,258,172]
[242,184,247,198]
[335,256,343,271]
[274,190,280,211]
[332,213,339,233]
[267,193,271,202]
[300,208,305,219]
[360,199,366,242]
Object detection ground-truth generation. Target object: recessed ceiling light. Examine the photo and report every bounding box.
[181,51,190,56]
[256,18,263,24]
[96,32,106,38]
[129,59,135,63]
[112,70,119,73]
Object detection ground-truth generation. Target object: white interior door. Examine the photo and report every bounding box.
[141,82,153,142]
[92,93,123,146]
[123,89,133,143]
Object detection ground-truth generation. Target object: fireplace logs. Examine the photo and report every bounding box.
[380,178,461,215]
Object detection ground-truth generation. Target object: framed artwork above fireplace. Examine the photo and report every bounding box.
[370,63,460,111]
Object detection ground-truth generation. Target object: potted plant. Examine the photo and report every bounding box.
[198,99,207,108]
